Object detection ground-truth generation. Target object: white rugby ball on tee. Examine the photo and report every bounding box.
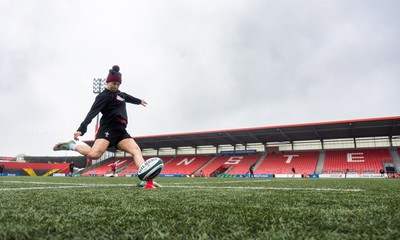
[138,157,163,180]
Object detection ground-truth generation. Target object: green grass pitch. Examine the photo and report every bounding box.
[0,176,399,239]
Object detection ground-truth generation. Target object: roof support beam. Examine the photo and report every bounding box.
[349,122,355,135]
[224,133,246,145]
[312,126,322,140]
[277,128,292,142]
[246,131,264,142]
[170,137,196,148]
[390,120,398,137]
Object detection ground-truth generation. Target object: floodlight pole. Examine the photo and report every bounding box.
[86,78,105,167]
[93,78,105,139]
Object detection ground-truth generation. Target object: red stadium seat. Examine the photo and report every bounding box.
[119,156,173,176]
[323,149,392,174]
[82,158,133,176]
[255,151,319,174]
[162,155,213,175]
[226,154,262,174]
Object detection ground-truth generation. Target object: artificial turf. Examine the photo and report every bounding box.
[0,176,399,239]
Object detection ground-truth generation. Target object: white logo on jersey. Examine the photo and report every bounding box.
[116,95,125,101]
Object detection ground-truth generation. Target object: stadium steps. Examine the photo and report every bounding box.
[191,155,217,175]
[76,157,114,175]
[115,156,147,173]
[116,162,132,174]
[254,153,267,172]
[225,153,265,174]
[162,156,175,165]
[224,164,235,174]
[201,155,232,176]
[389,148,400,172]
[118,162,137,176]
[117,163,130,172]
[82,158,132,176]
[315,151,325,174]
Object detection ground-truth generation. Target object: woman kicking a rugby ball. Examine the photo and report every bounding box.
[53,65,147,171]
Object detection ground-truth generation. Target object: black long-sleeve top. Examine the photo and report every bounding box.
[77,89,142,136]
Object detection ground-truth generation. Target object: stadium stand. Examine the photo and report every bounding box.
[16,116,395,178]
[255,151,319,174]
[118,156,173,176]
[1,162,70,176]
[118,159,140,176]
[24,156,87,168]
[322,149,393,174]
[226,154,262,175]
[200,155,236,177]
[81,158,133,176]
[162,155,213,175]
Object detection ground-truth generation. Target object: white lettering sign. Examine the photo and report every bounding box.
[224,156,243,165]
[108,160,127,167]
[284,155,299,164]
[177,158,196,165]
[347,153,364,162]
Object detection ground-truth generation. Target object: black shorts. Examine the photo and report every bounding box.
[96,122,132,148]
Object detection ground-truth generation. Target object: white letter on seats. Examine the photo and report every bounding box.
[347,153,364,162]
[177,158,196,165]
[284,155,299,164]
[224,156,243,165]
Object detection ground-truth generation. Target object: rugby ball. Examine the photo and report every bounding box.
[138,157,163,180]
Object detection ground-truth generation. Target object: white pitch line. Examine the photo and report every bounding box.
[0,181,362,192]
[0,185,89,191]
[0,181,133,186]
[1,180,273,186]
[1,180,87,185]
[163,185,363,192]
[167,179,272,185]
[0,183,135,191]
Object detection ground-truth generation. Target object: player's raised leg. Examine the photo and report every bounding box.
[53,139,110,160]
[117,138,145,168]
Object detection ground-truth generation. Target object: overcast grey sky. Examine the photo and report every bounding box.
[0,0,399,157]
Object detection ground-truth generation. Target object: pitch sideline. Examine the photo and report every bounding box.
[0,180,363,192]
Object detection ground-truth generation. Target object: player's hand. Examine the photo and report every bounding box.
[141,99,148,107]
[74,131,82,141]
